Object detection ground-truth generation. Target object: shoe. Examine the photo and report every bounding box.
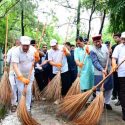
[111,96,117,100]
[115,100,120,106]
[104,104,112,110]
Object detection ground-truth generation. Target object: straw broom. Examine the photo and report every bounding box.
[58,59,125,120]
[32,21,47,101]
[73,72,106,125]
[17,62,41,125]
[72,86,104,125]
[64,45,89,98]
[72,54,109,125]
[0,15,12,108]
[17,21,47,125]
[41,22,71,101]
[72,47,114,125]
[41,69,62,101]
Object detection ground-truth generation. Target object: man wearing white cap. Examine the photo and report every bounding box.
[112,32,125,121]
[11,36,39,112]
[48,39,71,97]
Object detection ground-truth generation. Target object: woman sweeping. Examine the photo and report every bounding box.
[74,36,94,93]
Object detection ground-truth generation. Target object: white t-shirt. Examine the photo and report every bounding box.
[112,43,125,77]
[48,45,68,74]
[11,45,36,78]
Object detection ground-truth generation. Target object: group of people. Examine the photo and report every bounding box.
[5,32,125,121]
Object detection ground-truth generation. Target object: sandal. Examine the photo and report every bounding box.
[11,105,17,112]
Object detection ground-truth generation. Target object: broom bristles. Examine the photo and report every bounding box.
[64,77,80,98]
[42,71,62,101]
[58,89,93,120]
[72,91,104,125]
[32,79,41,101]
[0,68,12,107]
[17,90,40,125]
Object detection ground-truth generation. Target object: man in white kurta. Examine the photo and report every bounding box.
[7,39,20,111]
[11,36,39,111]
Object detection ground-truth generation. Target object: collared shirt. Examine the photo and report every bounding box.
[11,45,36,77]
[48,45,68,74]
[112,43,125,77]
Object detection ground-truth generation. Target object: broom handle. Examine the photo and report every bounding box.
[38,23,47,49]
[78,51,87,76]
[64,18,71,43]
[94,59,125,90]
[100,50,111,90]
[4,16,8,67]
[36,20,39,43]
[78,45,89,76]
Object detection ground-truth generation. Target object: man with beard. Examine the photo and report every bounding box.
[12,36,39,112]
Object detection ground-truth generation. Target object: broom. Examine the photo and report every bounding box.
[0,15,12,108]
[41,22,71,101]
[64,45,89,98]
[41,67,62,101]
[72,85,104,125]
[17,62,41,125]
[32,22,47,101]
[58,59,125,120]
[72,53,110,125]
[41,52,64,102]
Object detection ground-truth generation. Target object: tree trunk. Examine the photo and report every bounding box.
[87,0,96,39]
[76,0,81,37]
[21,9,24,36]
[99,9,106,34]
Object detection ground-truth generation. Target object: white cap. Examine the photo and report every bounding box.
[50,39,57,46]
[121,32,125,38]
[20,36,31,45]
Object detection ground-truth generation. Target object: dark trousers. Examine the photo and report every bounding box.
[118,77,125,119]
[69,70,77,84]
[112,72,119,99]
[52,71,71,96]
[35,71,48,91]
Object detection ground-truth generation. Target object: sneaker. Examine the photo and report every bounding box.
[115,100,120,106]
[104,104,112,110]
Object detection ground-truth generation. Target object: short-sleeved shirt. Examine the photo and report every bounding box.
[112,43,125,77]
[48,45,68,74]
[11,45,36,77]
